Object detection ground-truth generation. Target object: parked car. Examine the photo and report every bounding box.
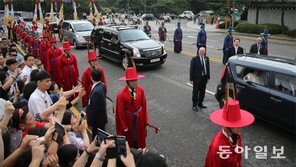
[91,25,167,69]
[167,13,177,19]
[61,20,94,49]
[215,54,296,133]
[178,11,194,20]
[196,10,214,17]
[141,13,155,21]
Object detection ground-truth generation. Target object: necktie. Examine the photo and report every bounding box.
[201,57,206,75]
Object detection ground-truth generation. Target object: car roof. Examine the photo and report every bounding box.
[229,54,296,76]
[64,20,91,24]
[95,25,139,31]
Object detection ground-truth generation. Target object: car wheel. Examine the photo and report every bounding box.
[122,56,129,69]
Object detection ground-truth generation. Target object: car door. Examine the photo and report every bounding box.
[101,30,113,59]
[267,72,296,131]
[110,31,121,61]
[234,65,271,119]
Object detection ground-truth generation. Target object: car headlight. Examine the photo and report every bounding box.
[162,45,167,54]
[133,49,141,57]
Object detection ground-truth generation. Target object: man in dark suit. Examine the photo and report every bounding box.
[190,47,210,111]
[226,38,244,63]
[250,37,265,55]
[86,68,107,140]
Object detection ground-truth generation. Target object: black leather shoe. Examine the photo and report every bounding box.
[192,106,199,112]
[198,104,207,108]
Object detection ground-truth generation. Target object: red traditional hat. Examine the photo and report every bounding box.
[210,99,254,128]
[119,67,145,81]
[41,33,50,38]
[49,37,57,43]
[59,42,74,50]
[88,51,97,61]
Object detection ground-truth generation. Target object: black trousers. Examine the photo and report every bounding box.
[192,76,207,107]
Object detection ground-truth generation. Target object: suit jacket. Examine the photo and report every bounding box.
[250,43,265,55]
[190,55,210,84]
[226,46,244,62]
[86,82,107,128]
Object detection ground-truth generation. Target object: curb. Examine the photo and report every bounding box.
[186,22,296,43]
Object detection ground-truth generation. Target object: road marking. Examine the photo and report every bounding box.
[186,82,216,96]
[188,35,196,38]
[166,47,222,64]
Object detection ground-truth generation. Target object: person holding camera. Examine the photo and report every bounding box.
[115,67,149,149]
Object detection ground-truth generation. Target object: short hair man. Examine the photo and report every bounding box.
[86,68,107,140]
[21,54,35,84]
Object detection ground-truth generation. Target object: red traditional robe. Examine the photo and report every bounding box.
[58,53,79,91]
[39,41,51,70]
[115,86,149,149]
[205,130,242,167]
[46,47,62,84]
[81,66,107,107]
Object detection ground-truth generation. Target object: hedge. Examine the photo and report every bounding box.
[286,29,296,37]
[234,23,289,35]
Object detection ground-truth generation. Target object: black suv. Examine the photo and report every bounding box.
[91,25,167,68]
[215,54,296,133]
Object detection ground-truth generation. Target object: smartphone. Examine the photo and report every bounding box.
[53,122,65,144]
[116,136,126,156]
[97,128,110,146]
[79,113,85,125]
[105,136,118,159]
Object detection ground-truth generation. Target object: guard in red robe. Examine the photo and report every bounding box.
[205,99,255,167]
[115,67,149,149]
[46,37,62,84]
[39,33,50,66]
[57,42,79,91]
[81,51,107,107]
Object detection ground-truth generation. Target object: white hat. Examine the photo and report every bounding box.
[0,98,6,121]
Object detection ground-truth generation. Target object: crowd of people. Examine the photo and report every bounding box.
[0,17,167,167]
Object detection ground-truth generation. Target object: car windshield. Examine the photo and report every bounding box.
[73,22,94,32]
[119,29,150,42]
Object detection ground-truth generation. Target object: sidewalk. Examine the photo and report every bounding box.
[186,21,296,43]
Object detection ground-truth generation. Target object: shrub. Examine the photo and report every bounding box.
[286,29,296,37]
[234,23,289,34]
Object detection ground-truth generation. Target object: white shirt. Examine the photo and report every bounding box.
[199,56,207,75]
[234,46,238,55]
[91,81,100,91]
[244,73,263,85]
[28,88,53,117]
[20,65,32,84]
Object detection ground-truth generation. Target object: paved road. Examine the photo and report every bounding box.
[69,20,295,167]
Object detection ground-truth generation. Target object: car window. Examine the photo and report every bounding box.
[119,29,149,42]
[102,30,112,40]
[241,67,269,86]
[111,31,118,40]
[269,73,296,96]
[73,22,94,32]
[62,22,69,29]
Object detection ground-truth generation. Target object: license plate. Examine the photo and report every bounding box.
[150,58,160,63]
